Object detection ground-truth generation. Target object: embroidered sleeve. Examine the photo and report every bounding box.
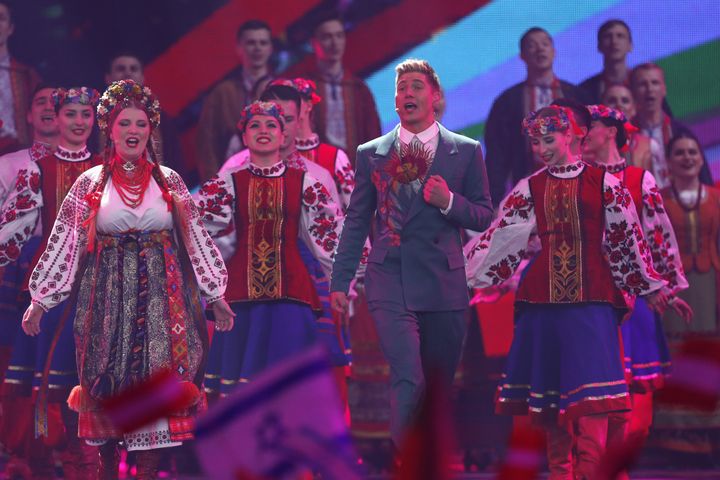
[0,164,42,266]
[334,149,355,212]
[639,172,688,294]
[299,172,343,278]
[196,172,237,261]
[165,169,228,303]
[29,171,95,311]
[464,177,536,289]
[602,173,666,296]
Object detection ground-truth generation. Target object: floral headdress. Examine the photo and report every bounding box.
[96,80,161,133]
[522,105,570,136]
[270,77,322,105]
[237,101,285,132]
[587,104,639,152]
[51,87,100,112]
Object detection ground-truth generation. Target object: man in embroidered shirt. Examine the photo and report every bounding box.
[330,59,493,447]
[195,19,274,182]
[630,63,712,187]
[0,2,40,155]
[304,13,380,166]
[484,27,588,206]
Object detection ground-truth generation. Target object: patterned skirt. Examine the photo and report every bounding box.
[70,230,208,447]
[204,301,317,396]
[496,303,630,424]
[297,241,350,367]
[621,297,671,392]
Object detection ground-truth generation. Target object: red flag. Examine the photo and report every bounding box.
[100,370,198,433]
[395,372,457,480]
[656,336,720,411]
[497,423,546,480]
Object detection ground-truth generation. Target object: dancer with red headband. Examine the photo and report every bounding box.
[198,100,343,395]
[20,80,231,479]
[0,86,103,479]
[465,105,668,479]
[583,104,692,476]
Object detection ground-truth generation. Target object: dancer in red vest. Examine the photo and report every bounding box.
[465,105,668,479]
[583,104,692,477]
[1,86,102,479]
[281,77,355,211]
[198,101,343,395]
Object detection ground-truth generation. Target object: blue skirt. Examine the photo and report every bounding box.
[3,297,78,401]
[496,303,630,424]
[204,301,317,396]
[0,236,41,347]
[620,297,671,392]
[297,241,350,367]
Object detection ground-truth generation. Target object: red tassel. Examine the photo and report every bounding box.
[83,191,102,253]
[162,190,173,212]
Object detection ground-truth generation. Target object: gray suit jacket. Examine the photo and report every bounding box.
[330,124,493,311]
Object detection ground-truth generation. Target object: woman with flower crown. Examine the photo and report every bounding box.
[20,80,231,480]
[197,100,343,397]
[582,104,692,456]
[0,86,103,479]
[464,105,669,479]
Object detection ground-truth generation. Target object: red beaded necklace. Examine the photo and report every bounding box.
[110,153,153,209]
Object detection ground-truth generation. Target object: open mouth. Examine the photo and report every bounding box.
[256,136,271,144]
[403,102,417,113]
[40,114,55,123]
[126,138,140,148]
[71,128,85,136]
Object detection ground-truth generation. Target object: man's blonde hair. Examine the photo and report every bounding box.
[395,59,441,91]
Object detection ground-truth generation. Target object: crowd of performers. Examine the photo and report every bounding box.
[0,6,717,479]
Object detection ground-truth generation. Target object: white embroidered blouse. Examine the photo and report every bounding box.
[464,162,667,297]
[29,165,228,311]
[197,160,343,279]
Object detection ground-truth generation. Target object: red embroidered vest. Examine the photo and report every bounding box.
[516,166,627,310]
[662,186,720,273]
[622,166,645,219]
[223,167,321,310]
[299,143,339,183]
[23,154,101,290]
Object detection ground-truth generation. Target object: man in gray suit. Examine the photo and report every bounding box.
[330,59,493,446]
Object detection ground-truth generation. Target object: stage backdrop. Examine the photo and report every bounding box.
[10,0,719,183]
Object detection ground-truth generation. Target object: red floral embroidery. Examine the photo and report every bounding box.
[308,213,339,253]
[487,251,525,285]
[337,163,355,195]
[29,172,41,193]
[198,176,233,220]
[384,143,431,185]
[502,191,533,220]
[643,186,666,218]
[604,184,632,212]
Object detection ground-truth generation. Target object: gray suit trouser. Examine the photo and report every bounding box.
[365,252,468,446]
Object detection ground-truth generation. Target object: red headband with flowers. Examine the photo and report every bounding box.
[237,101,285,132]
[587,104,639,152]
[522,106,571,136]
[52,87,100,111]
[270,77,322,105]
[96,80,161,133]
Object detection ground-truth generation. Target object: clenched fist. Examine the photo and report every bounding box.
[423,175,451,210]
